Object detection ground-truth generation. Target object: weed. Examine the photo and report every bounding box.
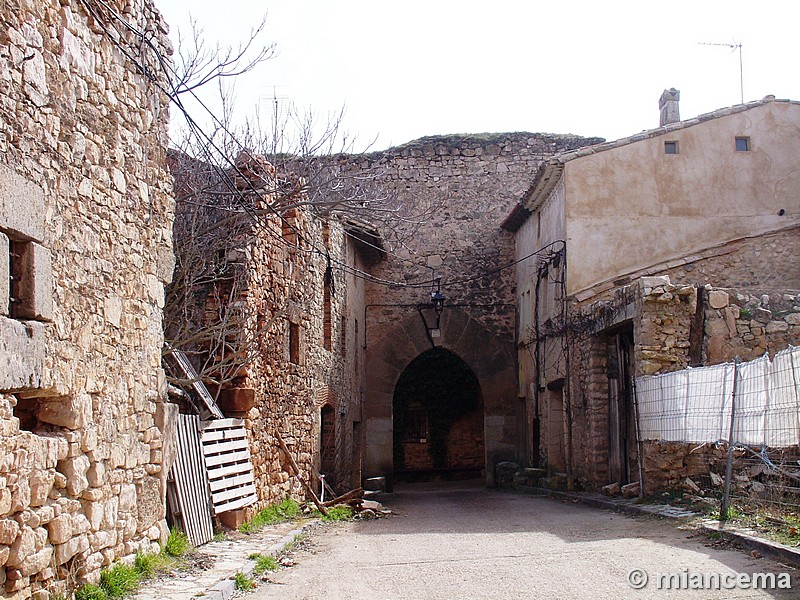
[233,571,255,592]
[281,532,307,554]
[74,584,108,600]
[134,550,176,578]
[238,498,302,534]
[322,506,354,522]
[99,562,139,599]
[250,553,280,574]
[212,531,227,542]
[164,528,192,557]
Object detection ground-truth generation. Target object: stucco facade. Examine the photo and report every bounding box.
[506,96,800,489]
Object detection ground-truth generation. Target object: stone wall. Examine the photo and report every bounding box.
[241,211,368,505]
[336,132,603,486]
[0,0,174,597]
[562,228,800,491]
[168,153,370,511]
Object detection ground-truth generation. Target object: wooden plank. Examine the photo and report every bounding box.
[276,431,328,516]
[211,484,257,504]
[165,345,224,419]
[201,418,244,431]
[209,472,254,492]
[216,494,258,513]
[207,462,254,481]
[200,429,248,443]
[201,439,250,457]
[203,449,251,467]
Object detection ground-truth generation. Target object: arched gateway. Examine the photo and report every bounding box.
[393,347,485,481]
[363,306,518,490]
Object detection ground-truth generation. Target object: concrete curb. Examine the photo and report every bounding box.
[202,521,320,600]
[521,486,800,567]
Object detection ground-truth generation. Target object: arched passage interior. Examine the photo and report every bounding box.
[392,347,485,481]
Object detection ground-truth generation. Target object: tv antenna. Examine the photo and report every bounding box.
[699,41,744,104]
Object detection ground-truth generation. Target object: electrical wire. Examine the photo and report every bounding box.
[79,0,565,295]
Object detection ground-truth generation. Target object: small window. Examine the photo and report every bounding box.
[289,321,300,364]
[9,239,25,319]
[664,141,679,155]
[403,405,428,442]
[735,136,750,152]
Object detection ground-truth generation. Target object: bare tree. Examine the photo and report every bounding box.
[162,18,438,395]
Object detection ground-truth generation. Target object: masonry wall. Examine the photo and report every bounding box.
[242,213,368,504]
[561,229,800,491]
[336,132,602,487]
[0,1,174,597]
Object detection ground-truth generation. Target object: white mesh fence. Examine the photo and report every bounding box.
[636,346,800,447]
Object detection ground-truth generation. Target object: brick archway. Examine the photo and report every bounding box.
[364,306,517,489]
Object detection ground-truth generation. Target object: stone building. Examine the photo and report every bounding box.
[0,0,175,597]
[503,94,800,490]
[336,132,603,489]
[167,150,378,511]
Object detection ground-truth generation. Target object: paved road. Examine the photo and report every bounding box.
[250,481,798,599]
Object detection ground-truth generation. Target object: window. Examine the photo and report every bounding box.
[664,141,679,155]
[735,136,750,152]
[403,404,428,442]
[323,279,332,351]
[289,321,300,364]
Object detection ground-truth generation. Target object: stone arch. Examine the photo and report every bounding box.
[364,305,517,488]
[393,347,485,480]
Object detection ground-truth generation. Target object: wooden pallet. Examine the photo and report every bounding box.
[200,418,258,514]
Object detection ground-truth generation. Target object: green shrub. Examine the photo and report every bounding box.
[250,553,280,574]
[164,528,191,558]
[323,506,354,522]
[233,571,255,591]
[99,563,139,599]
[74,584,108,600]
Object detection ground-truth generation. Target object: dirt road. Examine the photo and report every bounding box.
[249,481,798,599]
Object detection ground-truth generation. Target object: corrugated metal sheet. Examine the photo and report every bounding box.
[200,418,258,514]
[167,414,215,546]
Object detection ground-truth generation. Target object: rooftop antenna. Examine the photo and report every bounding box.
[699,41,744,104]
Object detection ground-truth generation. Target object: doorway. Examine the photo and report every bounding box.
[392,347,485,481]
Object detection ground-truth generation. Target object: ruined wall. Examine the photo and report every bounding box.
[230,211,366,506]
[562,236,800,490]
[338,132,602,486]
[0,0,174,596]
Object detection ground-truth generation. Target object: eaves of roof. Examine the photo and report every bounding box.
[502,96,800,232]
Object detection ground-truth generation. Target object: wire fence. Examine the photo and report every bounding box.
[635,346,800,528]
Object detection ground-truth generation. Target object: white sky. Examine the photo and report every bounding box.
[155,0,800,152]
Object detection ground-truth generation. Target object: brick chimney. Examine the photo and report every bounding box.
[659,88,680,126]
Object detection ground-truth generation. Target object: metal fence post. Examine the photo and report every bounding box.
[720,358,740,522]
[631,375,646,498]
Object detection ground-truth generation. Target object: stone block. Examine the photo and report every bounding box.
[28,471,54,508]
[12,242,52,321]
[46,515,72,545]
[56,455,89,497]
[7,525,35,567]
[766,320,789,333]
[19,546,52,577]
[707,290,729,309]
[53,533,88,565]
[38,394,92,430]
[0,518,19,545]
[0,165,45,242]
